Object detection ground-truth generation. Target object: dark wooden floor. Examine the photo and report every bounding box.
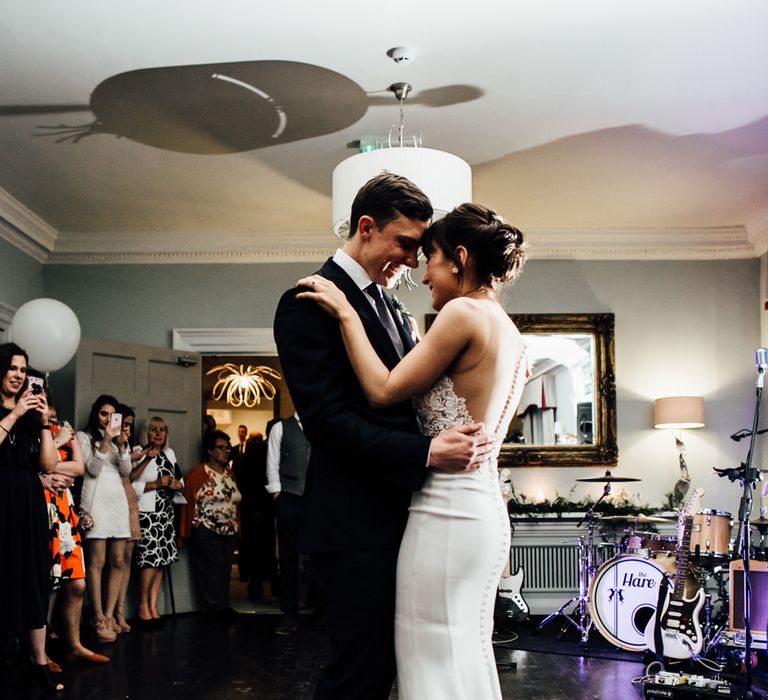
[3,611,766,700]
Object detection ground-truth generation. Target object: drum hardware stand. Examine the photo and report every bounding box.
[538,482,611,645]
[713,347,768,697]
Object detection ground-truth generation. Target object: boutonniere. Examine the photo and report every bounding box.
[390,295,412,326]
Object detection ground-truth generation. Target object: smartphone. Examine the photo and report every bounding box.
[109,412,123,432]
[28,376,45,396]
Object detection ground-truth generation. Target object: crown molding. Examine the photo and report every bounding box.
[747,210,768,257]
[0,213,759,264]
[527,226,754,260]
[49,229,337,264]
[0,188,57,259]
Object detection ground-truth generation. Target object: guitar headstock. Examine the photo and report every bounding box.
[678,487,704,527]
[499,468,514,503]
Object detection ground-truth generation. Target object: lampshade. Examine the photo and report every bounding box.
[331,147,472,236]
[653,396,705,429]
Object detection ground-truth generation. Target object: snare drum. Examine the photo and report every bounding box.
[690,510,731,562]
[588,555,669,651]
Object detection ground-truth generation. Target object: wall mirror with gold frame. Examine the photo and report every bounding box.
[425,312,617,466]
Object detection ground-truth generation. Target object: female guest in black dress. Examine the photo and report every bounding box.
[0,343,62,691]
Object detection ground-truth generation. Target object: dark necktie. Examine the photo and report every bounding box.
[365,284,405,357]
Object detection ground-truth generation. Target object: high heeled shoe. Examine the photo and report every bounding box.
[115,613,132,633]
[27,661,65,691]
[94,617,117,643]
[65,650,110,664]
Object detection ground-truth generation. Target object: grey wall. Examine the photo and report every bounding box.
[0,237,44,312]
[0,249,750,612]
[42,256,762,513]
[44,262,320,347]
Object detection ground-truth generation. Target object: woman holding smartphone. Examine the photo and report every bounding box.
[0,344,62,691]
[131,416,184,624]
[113,403,141,634]
[76,395,132,643]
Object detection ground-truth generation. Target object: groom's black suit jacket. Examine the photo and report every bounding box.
[273,258,430,554]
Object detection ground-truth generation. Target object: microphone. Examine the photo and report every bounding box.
[756,348,768,389]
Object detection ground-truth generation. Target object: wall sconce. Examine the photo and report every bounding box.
[654,396,705,503]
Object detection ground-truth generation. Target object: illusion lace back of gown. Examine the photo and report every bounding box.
[412,375,475,438]
[396,355,525,700]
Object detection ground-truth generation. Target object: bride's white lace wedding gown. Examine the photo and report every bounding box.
[395,356,526,700]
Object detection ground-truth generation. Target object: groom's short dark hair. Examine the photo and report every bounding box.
[348,172,433,238]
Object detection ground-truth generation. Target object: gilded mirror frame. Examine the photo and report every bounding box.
[425,312,618,466]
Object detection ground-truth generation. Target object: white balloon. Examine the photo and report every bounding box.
[9,298,81,372]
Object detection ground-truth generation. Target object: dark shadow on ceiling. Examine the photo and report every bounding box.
[1,61,483,155]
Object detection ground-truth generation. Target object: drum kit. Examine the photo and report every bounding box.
[537,470,765,653]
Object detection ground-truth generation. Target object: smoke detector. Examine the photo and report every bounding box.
[386,46,416,64]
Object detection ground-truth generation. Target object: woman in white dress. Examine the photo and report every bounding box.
[298,202,528,699]
[76,395,132,643]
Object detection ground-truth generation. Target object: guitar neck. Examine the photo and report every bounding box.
[672,515,693,597]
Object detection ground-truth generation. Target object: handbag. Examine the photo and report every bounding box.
[76,507,94,533]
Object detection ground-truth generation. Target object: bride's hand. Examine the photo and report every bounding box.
[296,275,353,321]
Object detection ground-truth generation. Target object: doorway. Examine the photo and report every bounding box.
[173,329,295,615]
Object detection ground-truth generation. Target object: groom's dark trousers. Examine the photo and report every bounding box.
[274,258,430,700]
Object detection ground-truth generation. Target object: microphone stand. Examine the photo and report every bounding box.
[718,365,765,697]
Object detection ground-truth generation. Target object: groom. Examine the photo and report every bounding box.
[273,173,494,700]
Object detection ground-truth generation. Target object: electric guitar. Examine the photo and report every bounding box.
[495,468,529,623]
[497,566,529,622]
[644,488,705,659]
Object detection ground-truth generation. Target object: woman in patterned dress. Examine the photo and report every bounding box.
[131,416,183,624]
[179,430,241,613]
[42,398,109,666]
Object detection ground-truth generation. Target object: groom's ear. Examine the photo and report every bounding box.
[358,215,376,240]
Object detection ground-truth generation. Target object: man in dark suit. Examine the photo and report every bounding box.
[273,173,493,700]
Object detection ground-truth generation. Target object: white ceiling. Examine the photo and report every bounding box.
[1,1,767,264]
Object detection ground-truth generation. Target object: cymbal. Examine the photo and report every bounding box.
[576,470,641,483]
[751,517,768,529]
[600,514,674,524]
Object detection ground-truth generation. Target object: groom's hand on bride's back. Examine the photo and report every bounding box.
[428,424,495,473]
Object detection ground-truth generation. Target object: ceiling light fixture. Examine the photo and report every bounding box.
[207,363,282,408]
[331,82,472,240]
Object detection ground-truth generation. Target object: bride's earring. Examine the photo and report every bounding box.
[451,265,459,274]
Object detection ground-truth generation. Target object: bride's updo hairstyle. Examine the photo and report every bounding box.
[421,203,527,286]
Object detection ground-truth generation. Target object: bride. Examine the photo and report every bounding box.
[297,202,528,699]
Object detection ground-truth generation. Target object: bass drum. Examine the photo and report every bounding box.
[588,555,670,652]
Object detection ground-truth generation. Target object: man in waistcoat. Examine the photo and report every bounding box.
[266,413,310,635]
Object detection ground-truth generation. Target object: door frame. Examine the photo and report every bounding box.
[172,328,276,355]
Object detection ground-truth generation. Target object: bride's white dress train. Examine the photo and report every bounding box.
[395,370,523,700]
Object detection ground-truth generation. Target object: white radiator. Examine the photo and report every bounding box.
[509,544,580,592]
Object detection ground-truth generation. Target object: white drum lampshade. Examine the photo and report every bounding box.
[332,147,472,237]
